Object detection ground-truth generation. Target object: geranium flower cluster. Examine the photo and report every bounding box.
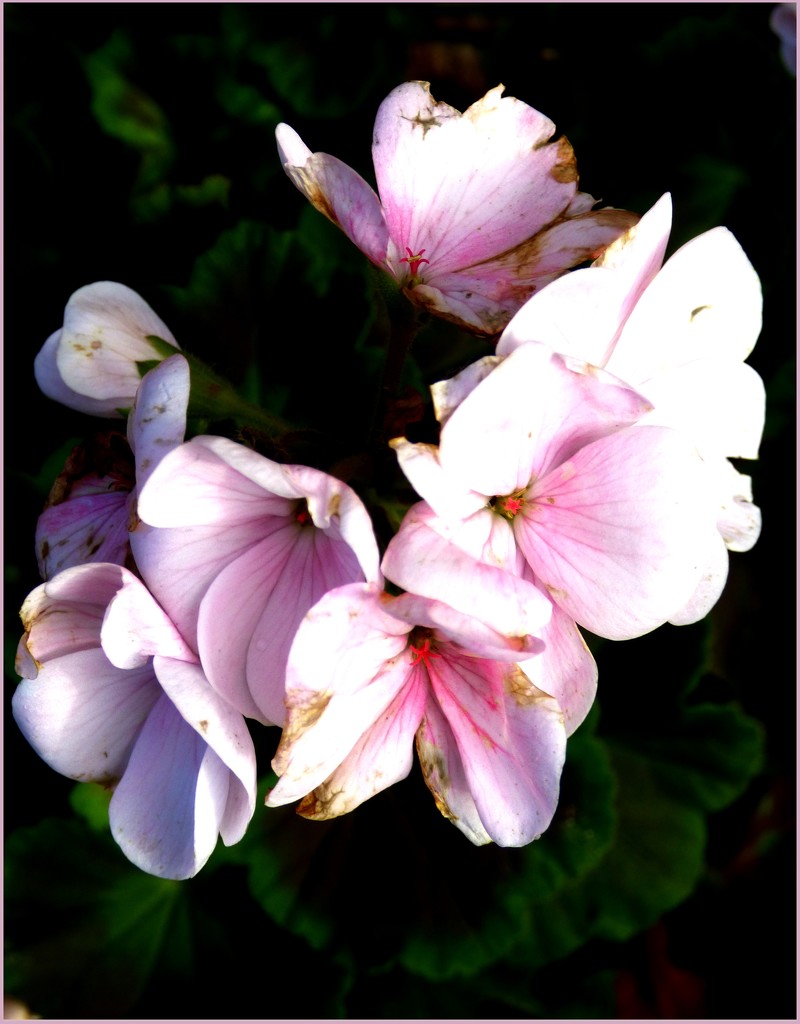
[13,82,765,879]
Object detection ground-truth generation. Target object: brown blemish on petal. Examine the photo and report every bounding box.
[504,664,548,707]
[293,167,342,228]
[276,693,333,762]
[544,582,568,603]
[198,720,209,734]
[415,726,458,824]
[548,136,578,184]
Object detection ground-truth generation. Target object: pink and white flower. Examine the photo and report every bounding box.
[12,562,257,880]
[266,582,565,848]
[34,353,190,579]
[383,501,598,736]
[131,436,382,727]
[386,341,719,643]
[34,281,180,417]
[497,193,765,619]
[277,81,638,336]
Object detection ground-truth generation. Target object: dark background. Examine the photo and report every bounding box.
[4,4,796,1019]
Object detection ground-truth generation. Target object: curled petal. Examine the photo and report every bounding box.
[153,656,257,847]
[109,693,233,879]
[128,354,190,489]
[277,123,390,267]
[35,282,179,416]
[12,647,159,784]
[382,503,552,641]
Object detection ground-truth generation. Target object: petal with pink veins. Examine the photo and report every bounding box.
[425,653,566,846]
[436,342,652,499]
[515,425,717,639]
[276,124,390,268]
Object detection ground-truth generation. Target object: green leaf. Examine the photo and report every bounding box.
[5,819,188,1018]
[506,695,764,970]
[69,782,112,832]
[234,708,617,982]
[82,31,174,190]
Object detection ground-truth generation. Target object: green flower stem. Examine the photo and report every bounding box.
[366,273,427,450]
[143,336,291,438]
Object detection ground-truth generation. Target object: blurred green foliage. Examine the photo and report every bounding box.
[4,3,795,1019]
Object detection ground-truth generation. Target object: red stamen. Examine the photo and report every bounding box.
[399,247,430,277]
[409,638,441,668]
[502,496,525,516]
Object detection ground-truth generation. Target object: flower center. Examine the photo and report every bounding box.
[295,499,312,526]
[399,246,430,280]
[408,628,441,669]
[490,490,527,521]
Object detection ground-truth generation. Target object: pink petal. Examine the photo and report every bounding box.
[516,425,718,639]
[34,330,131,417]
[12,645,160,785]
[608,225,763,385]
[198,520,368,725]
[128,354,190,489]
[711,458,762,553]
[267,582,414,806]
[390,437,488,521]
[276,123,390,267]
[429,354,501,427]
[426,653,566,846]
[109,693,232,879]
[634,358,766,461]
[668,529,730,627]
[517,590,598,737]
[409,206,639,336]
[496,191,670,363]
[294,670,428,820]
[389,589,545,661]
[35,490,132,579]
[373,83,578,277]
[152,656,257,846]
[18,562,128,663]
[416,694,492,844]
[437,342,652,499]
[382,502,552,641]
[53,282,178,404]
[100,569,197,669]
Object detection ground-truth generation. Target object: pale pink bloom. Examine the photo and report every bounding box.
[34,354,190,579]
[266,582,565,848]
[383,501,598,736]
[497,193,765,619]
[387,341,719,643]
[276,81,638,336]
[131,436,382,727]
[34,281,179,417]
[12,562,257,879]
